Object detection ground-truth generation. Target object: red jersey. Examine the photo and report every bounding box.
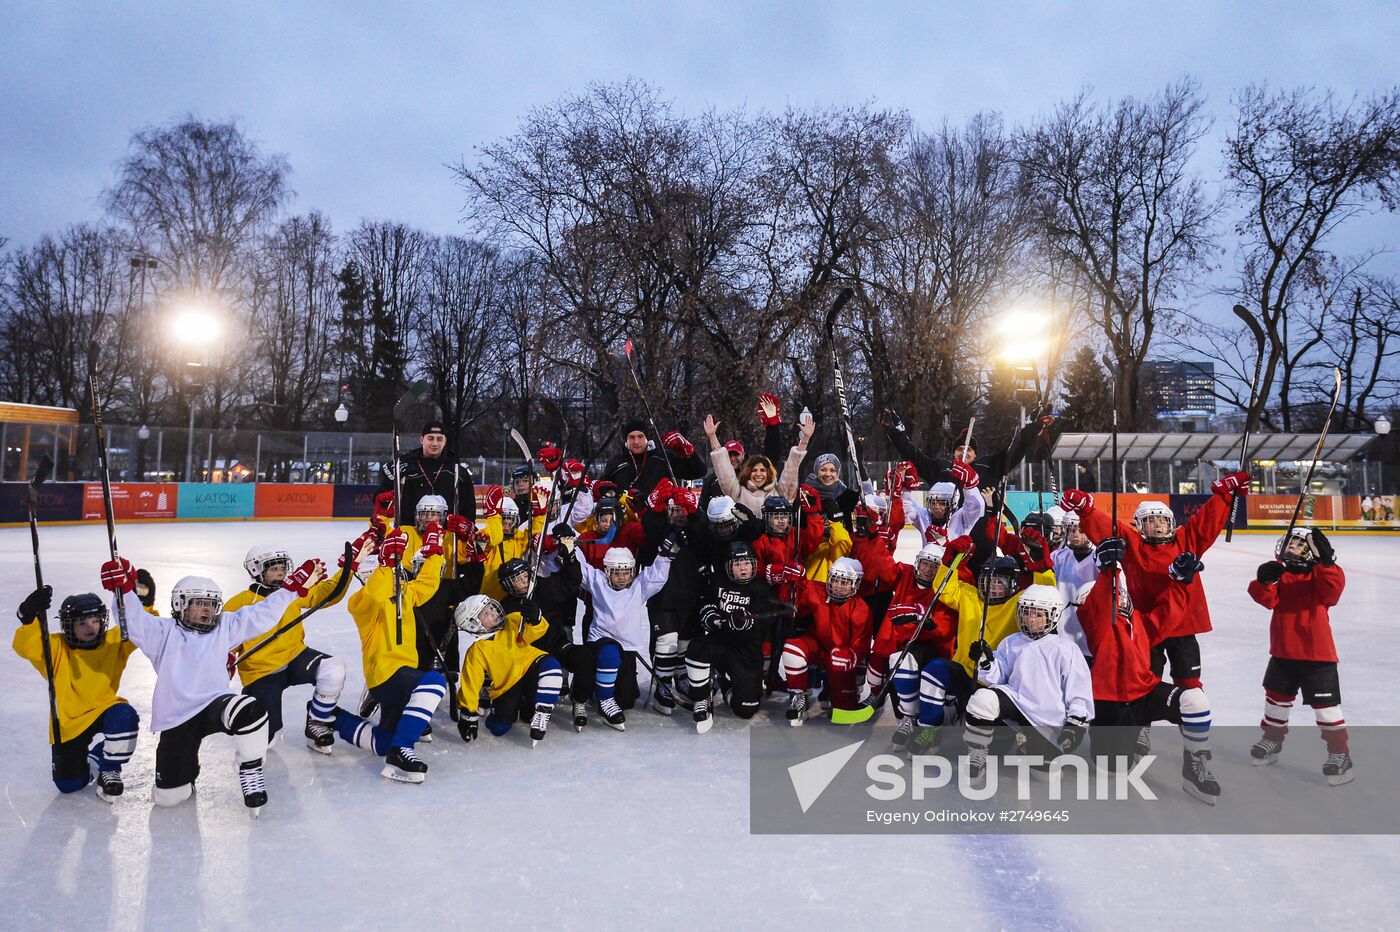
[751,513,825,603]
[853,536,957,659]
[795,579,872,657]
[1077,570,1185,703]
[1247,564,1346,663]
[1076,492,1231,636]
[577,520,644,569]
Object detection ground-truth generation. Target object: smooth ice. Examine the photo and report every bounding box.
[1,521,1398,929]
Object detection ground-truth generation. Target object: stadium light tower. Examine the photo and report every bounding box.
[169,301,224,482]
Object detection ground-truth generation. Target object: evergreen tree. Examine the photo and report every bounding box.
[1058,345,1115,432]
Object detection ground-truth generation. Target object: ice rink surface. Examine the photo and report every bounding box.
[2,520,1398,930]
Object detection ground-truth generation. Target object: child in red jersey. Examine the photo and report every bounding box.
[1246,527,1351,786]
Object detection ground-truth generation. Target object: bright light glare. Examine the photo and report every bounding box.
[169,305,223,346]
[996,306,1053,363]
[995,308,1051,337]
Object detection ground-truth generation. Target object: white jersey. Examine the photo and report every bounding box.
[578,556,673,655]
[981,631,1094,734]
[1051,547,1099,657]
[115,588,297,732]
[903,487,985,543]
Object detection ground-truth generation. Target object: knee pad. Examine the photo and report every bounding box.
[54,776,90,794]
[315,656,347,699]
[781,641,807,671]
[965,688,1001,724]
[654,632,679,656]
[152,783,193,807]
[535,660,564,704]
[101,703,140,764]
[1178,687,1210,719]
[893,651,920,674]
[223,694,270,763]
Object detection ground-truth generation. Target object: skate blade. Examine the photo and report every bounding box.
[306,740,333,756]
[650,701,674,716]
[248,806,264,819]
[1327,770,1355,786]
[1251,754,1279,766]
[788,716,805,727]
[96,788,120,804]
[380,765,426,784]
[531,738,542,748]
[603,720,626,732]
[573,721,586,733]
[1181,781,1218,806]
[695,718,713,735]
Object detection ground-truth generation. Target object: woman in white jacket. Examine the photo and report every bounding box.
[703,413,813,514]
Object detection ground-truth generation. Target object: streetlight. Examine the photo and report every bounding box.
[335,403,352,481]
[169,302,224,483]
[997,308,1053,490]
[1375,415,1391,495]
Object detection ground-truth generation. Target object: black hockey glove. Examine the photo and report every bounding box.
[659,529,686,558]
[458,711,479,743]
[518,603,542,626]
[1310,528,1336,566]
[17,585,52,624]
[1256,561,1286,585]
[135,568,156,607]
[968,638,993,668]
[1057,715,1088,752]
[1095,537,1126,572]
[700,605,725,634]
[1168,551,1204,584]
[552,521,577,545]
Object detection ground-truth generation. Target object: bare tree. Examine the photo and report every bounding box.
[1021,79,1218,428]
[345,220,432,425]
[1223,85,1400,429]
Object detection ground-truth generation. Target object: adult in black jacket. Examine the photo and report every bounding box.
[880,407,1056,491]
[378,421,476,526]
[602,419,707,503]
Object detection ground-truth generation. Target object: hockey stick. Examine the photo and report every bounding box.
[87,353,129,642]
[234,543,356,665]
[392,418,404,646]
[25,455,62,745]
[822,288,867,489]
[1109,366,1121,622]
[1226,303,1268,542]
[623,338,679,486]
[1282,367,1344,538]
[830,552,967,725]
[561,420,623,529]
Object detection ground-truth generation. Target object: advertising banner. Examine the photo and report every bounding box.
[176,483,255,520]
[332,483,379,518]
[0,481,85,523]
[82,483,178,520]
[254,483,334,519]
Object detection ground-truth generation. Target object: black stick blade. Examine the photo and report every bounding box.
[31,454,53,488]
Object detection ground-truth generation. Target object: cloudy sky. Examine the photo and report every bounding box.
[3,1,1397,266]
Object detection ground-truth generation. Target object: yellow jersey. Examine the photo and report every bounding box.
[12,622,136,743]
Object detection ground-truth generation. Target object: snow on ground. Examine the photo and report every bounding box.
[2,521,1398,930]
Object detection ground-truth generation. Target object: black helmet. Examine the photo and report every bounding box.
[59,593,108,650]
[726,541,759,583]
[1022,511,1055,541]
[761,495,794,535]
[498,557,531,596]
[512,465,535,480]
[976,555,1021,606]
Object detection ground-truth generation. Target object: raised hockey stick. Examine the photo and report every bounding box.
[822,288,867,489]
[1226,303,1268,542]
[392,418,404,646]
[1109,366,1121,622]
[88,354,129,641]
[623,338,680,486]
[1282,367,1344,538]
[25,455,62,745]
[234,543,356,665]
[561,420,623,529]
[830,552,967,725]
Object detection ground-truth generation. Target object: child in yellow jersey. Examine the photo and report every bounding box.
[13,585,138,802]
[453,593,564,746]
[911,537,1055,751]
[230,529,375,753]
[338,527,448,783]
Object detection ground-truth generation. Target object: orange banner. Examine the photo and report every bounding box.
[83,483,179,520]
[254,483,334,518]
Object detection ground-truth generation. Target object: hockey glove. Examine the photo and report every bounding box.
[671,486,698,515]
[1169,551,1204,584]
[1256,561,1286,585]
[829,646,857,673]
[283,559,326,597]
[445,514,473,538]
[1021,527,1051,570]
[459,711,479,743]
[100,557,137,594]
[700,605,725,634]
[1059,489,1093,513]
[135,568,156,607]
[967,639,993,668]
[647,477,675,512]
[1211,470,1251,497]
[373,490,396,521]
[1057,716,1088,752]
[942,535,974,566]
[1311,528,1336,566]
[798,484,821,515]
[420,525,444,558]
[17,585,52,624]
[537,442,563,473]
[661,431,695,458]
[659,529,686,557]
[563,459,587,489]
[380,530,409,565]
[757,391,782,426]
[1095,537,1126,573]
[950,459,979,490]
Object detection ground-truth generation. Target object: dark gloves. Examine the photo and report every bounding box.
[1256,561,1286,585]
[459,711,479,742]
[1311,528,1336,567]
[135,568,156,607]
[1057,716,1089,752]
[18,585,52,624]
[1095,537,1126,573]
[1168,551,1204,584]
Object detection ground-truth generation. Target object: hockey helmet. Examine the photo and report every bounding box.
[1016,584,1064,639]
[171,575,224,633]
[454,594,506,636]
[826,557,863,603]
[243,544,291,586]
[59,593,108,650]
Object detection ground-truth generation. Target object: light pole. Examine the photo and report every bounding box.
[168,302,223,483]
[336,403,351,482]
[997,308,1053,492]
[1376,415,1391,495]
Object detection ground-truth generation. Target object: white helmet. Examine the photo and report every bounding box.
[171,575,224,633]
[707,495,738,524]
[1133,501,1175,544]
[603,547,637,589]
[416,494,448,528]
[454,594,506,635]
[243,544,291,585]
[1016,583,1064,639]
[914,541,945,582]
[499,495,521,532]
[827,557,863,603]
[1046,506,1067,545]
[863,493,890,517]
[927,482,958,524]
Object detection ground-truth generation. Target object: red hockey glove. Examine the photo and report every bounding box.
[373,490,396,521]
[100,557,137,594]
[942,536,973,566]
[671,486,699,515]
[445,514,473,538]
[538,442,563,473]
[283,559,326,597]
[798,484,821,515]
[380,530,409,564]
[563,459,587,489]
[1020,527,1053,572]
[591,480,618,501]
[661,431,695,458]
[950,459,979,489]
[829,647,857,673]
[1212,471,1251,497]
[1059,489,1094,513]
[482,485,505,518]
[421,524,444,557]
[757,392,782,427]
[647,477,676,512]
